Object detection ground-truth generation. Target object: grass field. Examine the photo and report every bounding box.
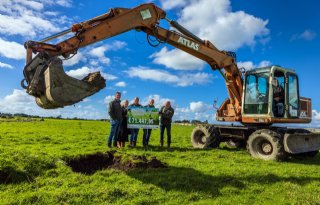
[0,119,320,205]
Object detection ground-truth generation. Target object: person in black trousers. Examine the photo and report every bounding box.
[118,100,129,148]
[159,101,174,149]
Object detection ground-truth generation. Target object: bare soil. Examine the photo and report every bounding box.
[66,151,167,175]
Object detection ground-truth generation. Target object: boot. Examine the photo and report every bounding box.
[113,141,117,147]
[133,141,136,147]
[107,142,112,148]
[129,141,133,147]
[167,142,171,151]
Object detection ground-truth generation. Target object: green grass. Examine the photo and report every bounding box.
[0,119,320,204]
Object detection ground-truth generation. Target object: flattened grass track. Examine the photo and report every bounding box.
[0,119,320,204]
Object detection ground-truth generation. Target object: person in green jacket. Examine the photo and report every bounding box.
[143,99,155,149]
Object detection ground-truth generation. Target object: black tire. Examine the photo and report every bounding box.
[191,125,220,149]
[247,129,287,161]
[226,139,245,148]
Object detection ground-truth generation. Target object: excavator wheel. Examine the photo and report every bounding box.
[191,125,220,149]
[247,129,287,161]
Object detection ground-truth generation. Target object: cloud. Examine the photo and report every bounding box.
[0,38,25,60]
[237,60,271,70]
[125,66,212,87]
[104,95,114,104]
[66,66,117,81]
[0,62,13,69]
[154,0,269,70]
[291,30,317,41]
[190,101,212,113]
[62,52,85,66]
[150,47,204,70]
[313,110,320,121]
[0,89,105,119]
[0,0,70,38]
[141,94,175,108]
[88,41,127,65]
[160,0,186,10]
[115,81,126,87]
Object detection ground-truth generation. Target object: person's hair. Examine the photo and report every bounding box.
[115,91,121,95]
[121,99,128,106]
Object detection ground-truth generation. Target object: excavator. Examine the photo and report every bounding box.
[22,3,320,160]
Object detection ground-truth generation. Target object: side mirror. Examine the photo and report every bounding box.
[272,78,279,87]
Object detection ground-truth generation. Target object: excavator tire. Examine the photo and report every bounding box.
[191,125,220,149]
[247,129,287,161]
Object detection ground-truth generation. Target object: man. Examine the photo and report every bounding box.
[159,101,174,149]
[129,97,142,147]
[107,91,123,148]
[142,99,155,149]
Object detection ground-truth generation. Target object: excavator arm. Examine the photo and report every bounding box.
[23,3,243,121]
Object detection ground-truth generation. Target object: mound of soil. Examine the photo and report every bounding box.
[66,151,167,175]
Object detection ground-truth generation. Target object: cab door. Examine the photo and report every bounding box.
[286,73,300,118]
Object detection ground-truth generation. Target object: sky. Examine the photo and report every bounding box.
[0,0,319,126]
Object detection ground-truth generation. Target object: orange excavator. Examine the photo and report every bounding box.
[22,3,320,160]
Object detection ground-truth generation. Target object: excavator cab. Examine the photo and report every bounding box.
[242,66,312,124]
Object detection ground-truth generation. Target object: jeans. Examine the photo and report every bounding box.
[108,119,122,143]
[160,124,171,144]
[143,129,152,145]
[130,129,139,142]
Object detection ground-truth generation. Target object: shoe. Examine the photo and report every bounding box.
[113,141,117,147]
[129,141,133,147]
[117,141,121,149]
[133,141,136,147]
[121,141,125,148]
[107,142,112,148]
[160,141,164,147]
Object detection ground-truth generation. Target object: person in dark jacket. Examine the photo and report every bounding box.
[159,101,174,149]
[118,99,129,148]
[142,99,155,149]
[129,97,142,147]
[107,91,123,148]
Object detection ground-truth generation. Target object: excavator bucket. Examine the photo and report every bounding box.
[22,55,106,109]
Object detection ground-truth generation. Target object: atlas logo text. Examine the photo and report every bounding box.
[178,37,199,51]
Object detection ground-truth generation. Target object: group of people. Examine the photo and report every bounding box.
[107,91,174,149]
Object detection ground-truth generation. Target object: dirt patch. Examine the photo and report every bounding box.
[0,169,31,184]
[66,151,167,175]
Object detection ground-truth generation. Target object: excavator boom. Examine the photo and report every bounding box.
[22,3,243,121]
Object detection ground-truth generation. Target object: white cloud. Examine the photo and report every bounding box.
[66,66,118,81]
[88,41,127,65]
[154,0,269,70]
[291,30,317,41]
[0,62,13,69]
[0,38,25,60]
[0,0,68,37]
[104,95,114,104]
[125,66,212,87]
[237,60,271,70]
[190,101,212,113]
[160,0,186,10]
[150,47,204,70]
[0,89,105,119]
[313,110,320,121]
[141,94,175,108]
[62,52,85,66]
[115,81,126,87]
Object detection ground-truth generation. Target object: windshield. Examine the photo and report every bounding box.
[244,72,270,114]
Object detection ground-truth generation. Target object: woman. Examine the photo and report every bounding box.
[118,100,129,148]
